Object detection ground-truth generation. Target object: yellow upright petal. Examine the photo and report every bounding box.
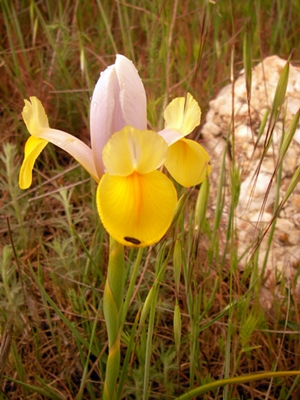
[164,138,211,187]
[163,93,201,136]
[97,171,177,247]
[102,126,168,176]
[19,136,49,189]
[21,97,99,183]
[22,97,50,137]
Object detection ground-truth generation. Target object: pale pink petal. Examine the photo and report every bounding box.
[39,129,98,181]
[157,128,184,146]
[90,65,124,177]
[90,55,147,177]
[115,54,147,130]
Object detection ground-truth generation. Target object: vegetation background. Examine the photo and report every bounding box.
[1,0,300,399]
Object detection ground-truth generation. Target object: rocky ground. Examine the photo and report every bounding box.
[201,55,300,306]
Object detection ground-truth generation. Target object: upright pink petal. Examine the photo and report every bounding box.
[115,55,147,130]
[90,65,123,177]
[90,55,147,178]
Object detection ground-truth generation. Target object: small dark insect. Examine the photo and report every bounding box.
[124,237,141,245]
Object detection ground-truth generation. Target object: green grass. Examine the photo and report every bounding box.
[1,0,300,399]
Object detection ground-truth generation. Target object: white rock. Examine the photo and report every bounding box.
[201,55,300,296]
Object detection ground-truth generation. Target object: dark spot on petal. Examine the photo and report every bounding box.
[124,237,141,245]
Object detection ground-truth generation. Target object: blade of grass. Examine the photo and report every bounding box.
[175,371,300,400]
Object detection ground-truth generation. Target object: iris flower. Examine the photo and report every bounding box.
[19,54,210,247]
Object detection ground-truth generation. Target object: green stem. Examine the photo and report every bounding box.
[103,237,125,400]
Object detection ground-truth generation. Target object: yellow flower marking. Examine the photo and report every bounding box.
[97,127,177,247]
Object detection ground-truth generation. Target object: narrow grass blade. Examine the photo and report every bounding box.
[243,23,252,104]
[175,371,300,399]
[2,376,65,399]
[117,309,140,399]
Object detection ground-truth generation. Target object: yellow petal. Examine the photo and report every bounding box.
[22,97,50,137]
[21,97,99,182]
[102,126,168,176]
[163,93,201,136]
[19,135,48,189]
[164,138,211,187]
[97,171,177,247]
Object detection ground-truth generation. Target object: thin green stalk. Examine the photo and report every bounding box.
[260,153,283,278]
[95,0,118,54]
[208,145,226,266]
[116,1,134,60]
[175,371,300,400]
[165,0,179,98]
[121,248,144,327]
[223,316,233,399]
[222,167,239,399]
[189,294,201,388]
[142,245,170,400]
[117,310,140,399]
[143,285,157,400]
[102,237,125,400]
[76,302,103,400]
[224,34,240,393]
[2,375,64,400]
